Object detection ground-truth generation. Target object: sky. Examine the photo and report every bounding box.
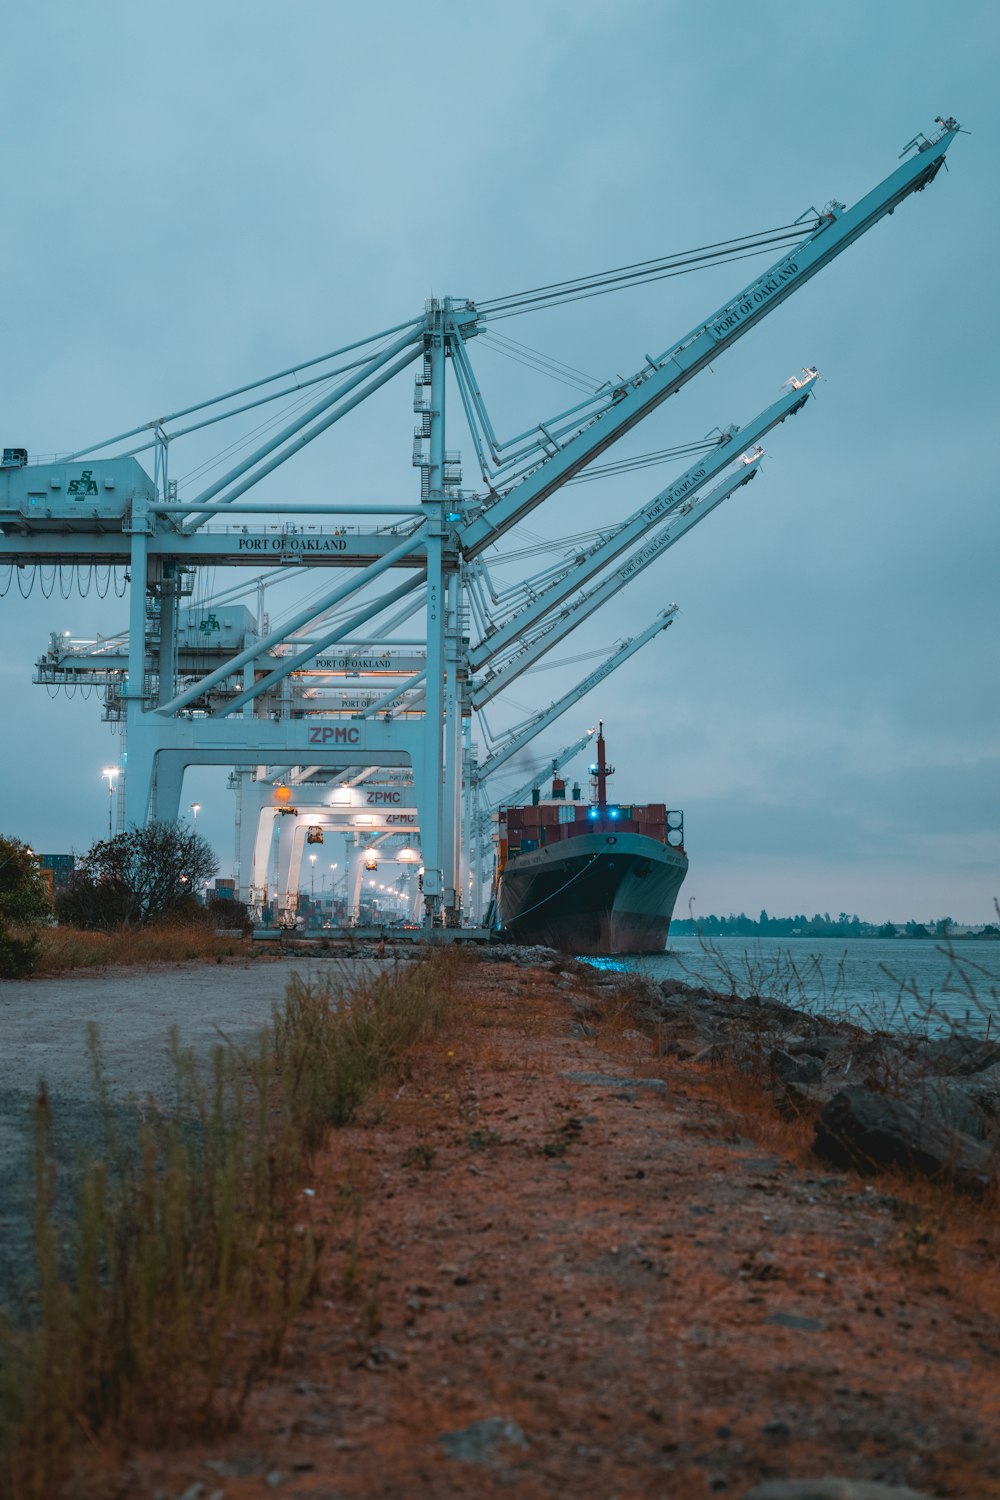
[1,0,997,924]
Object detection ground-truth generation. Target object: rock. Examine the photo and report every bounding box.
[692,1041,731,1065]
[562,1070,667,1091]
[814,1086,994,1190]
[770,1048,824,1086]
[786,1035,844,1059]
[778,1079,840,1117]
[956,1061,1000,1119]
[910,1077,991,1140]
[438,1417,528,1464]
[742,1481,938,1499]
[764,1312,825,1331]
[912,1035,1000,1076]
[568,997,600,1021]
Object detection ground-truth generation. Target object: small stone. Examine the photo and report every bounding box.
[765,1312,826,1332]
[438,1416,528,1465]
[741,1480,937,1499]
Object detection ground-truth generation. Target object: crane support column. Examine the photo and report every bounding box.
[441,566,464,923]
[420,300,448,925]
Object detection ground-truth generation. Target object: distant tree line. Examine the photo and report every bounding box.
[670,911,999,939]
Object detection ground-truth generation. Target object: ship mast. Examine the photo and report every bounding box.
[591,721,615,809]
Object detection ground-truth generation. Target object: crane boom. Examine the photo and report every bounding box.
[468,372,816,672]
[486,730,597,815]
[458,119,960,556]
[476,608,677,782]
[471,456,761,709]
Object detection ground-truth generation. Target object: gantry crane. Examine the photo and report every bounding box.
[0,118,962,925]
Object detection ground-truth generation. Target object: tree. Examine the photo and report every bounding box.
[56,823,218,930]
[0,835,50,977]
[0,835,51,926]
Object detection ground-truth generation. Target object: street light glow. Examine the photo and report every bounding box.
[102,767,118,838]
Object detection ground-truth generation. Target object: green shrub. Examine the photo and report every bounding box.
[0,921,41,979]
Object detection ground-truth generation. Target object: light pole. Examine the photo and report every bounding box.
[102,767,118,839]
[309,853,317,899]
[190,802,201,823]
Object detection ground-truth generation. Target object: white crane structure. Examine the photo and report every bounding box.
[0,119,962,928]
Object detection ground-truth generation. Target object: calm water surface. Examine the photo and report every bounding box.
[582,937,1000,1036]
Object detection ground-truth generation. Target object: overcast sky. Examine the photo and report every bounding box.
[1,0,997,923]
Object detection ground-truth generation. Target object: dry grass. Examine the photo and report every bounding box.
[0,948,462,1499]
[33,922,251,974]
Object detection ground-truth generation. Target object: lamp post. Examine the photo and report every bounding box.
[190,802,201,823]
[102,767,118,839]
[309,853,317,899]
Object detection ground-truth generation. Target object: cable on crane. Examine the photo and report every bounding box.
[523,644,614,674]
[480,330,601,387]
[66,315,424,463]
[477,221,821,319]
[566,437,719,484]
[174,366,347,490]
[476,333,599,394]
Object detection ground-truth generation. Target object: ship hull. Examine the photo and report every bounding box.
[497,831,688,955]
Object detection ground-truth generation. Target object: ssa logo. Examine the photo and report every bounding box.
[67,468,99,498]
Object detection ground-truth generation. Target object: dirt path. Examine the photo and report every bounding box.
[90,958,1000,1498]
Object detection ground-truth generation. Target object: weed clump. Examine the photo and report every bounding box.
[0,949,460,1498]
[273,955,456,1149]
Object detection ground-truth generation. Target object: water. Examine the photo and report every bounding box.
[582,937,1000,1037]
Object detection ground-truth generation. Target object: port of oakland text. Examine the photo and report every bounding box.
[710,257,799,338]
[643,464,707,523]
[315,657,391,671]
[237,536,349,553]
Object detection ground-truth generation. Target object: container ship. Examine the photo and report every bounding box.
[495,724,688,954]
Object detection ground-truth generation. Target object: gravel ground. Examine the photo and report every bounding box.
[0,955,377,1309]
